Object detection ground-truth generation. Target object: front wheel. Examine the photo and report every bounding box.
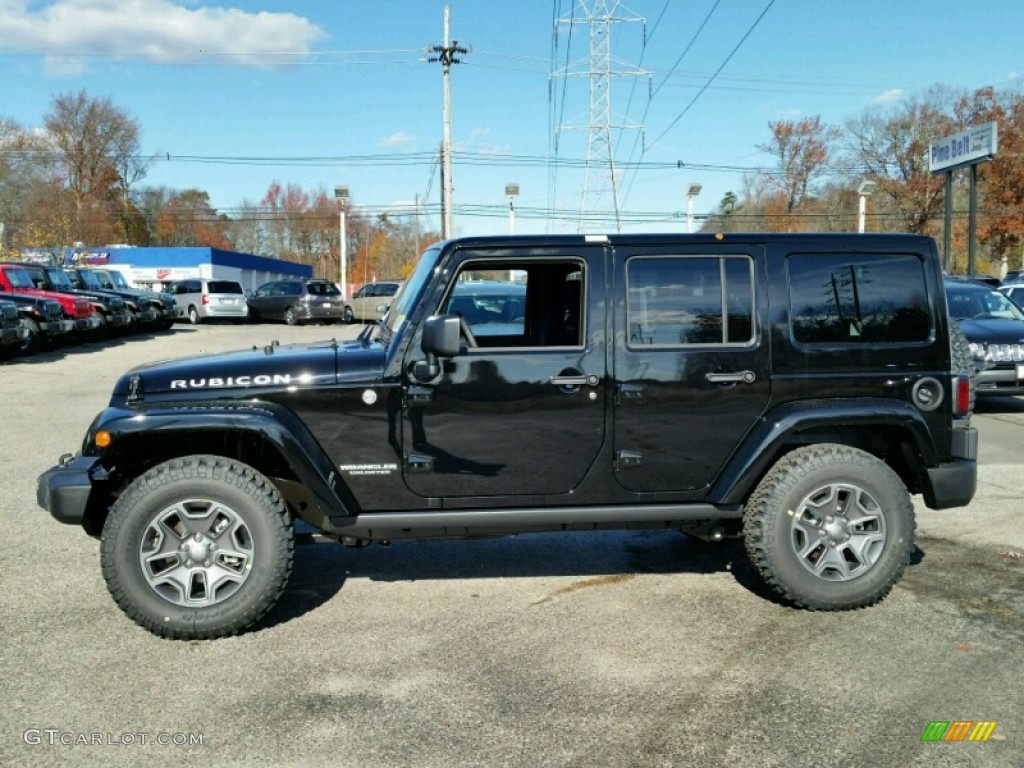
[284,307,299,326]
[188,306,201,325]
[743,444,914,610]
[101,456,294,639]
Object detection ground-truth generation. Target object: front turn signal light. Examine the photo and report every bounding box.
[94,430,111,448]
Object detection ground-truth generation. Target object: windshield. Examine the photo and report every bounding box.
[77,269,102,289]
[948,286,1024,321]
[44,268,75,290]
[379,245,442,344]
[4,268,33,289]
[107,271,130,289]
[94,272,117,290]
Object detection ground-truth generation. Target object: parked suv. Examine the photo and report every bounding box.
[20,263,132,339]
[170,279,248,324]
[38,233,977,640]
[247,279,345,324]
[946,277,1024,395]
[344,281,403,323]
[0,298,28,359]
[0,262,100,339]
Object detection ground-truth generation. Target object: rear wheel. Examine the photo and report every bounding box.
[343,306,355,324]
[101,456,294,640]
[743,444,914,610]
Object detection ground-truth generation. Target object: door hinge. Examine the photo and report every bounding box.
[406,453,434,473]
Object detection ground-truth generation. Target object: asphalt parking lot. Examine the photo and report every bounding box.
[2,323,1022,767]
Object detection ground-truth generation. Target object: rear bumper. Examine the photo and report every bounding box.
[923,426,978,509]
[36,455,102,525]
[298,304,345,321]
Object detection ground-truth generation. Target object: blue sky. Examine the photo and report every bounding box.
[1,0,1020,239]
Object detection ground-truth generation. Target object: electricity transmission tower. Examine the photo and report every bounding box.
[553,0,645,232]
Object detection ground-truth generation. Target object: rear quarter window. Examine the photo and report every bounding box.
[788,253,931,344]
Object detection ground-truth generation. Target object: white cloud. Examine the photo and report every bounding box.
[0,0,324,71]
[380,131,414,148]
[873,88,904,104]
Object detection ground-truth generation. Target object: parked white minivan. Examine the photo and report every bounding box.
[171,279,249,324]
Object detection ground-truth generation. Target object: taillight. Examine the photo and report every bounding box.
[201,293,209,305]
[953,374,972,417]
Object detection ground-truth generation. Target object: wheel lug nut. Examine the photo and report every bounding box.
[179,543,187,551]
[203,559,212,567]
[826,516,833,523]
[193,532,203,541]
[184,559,193,567]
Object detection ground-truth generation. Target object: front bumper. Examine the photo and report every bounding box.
[41,319,76,335]
[137,306,160,324]
[1,325,27,345]
[975,363,1024,395]
[74,315,103,332]
[107,309,131,328]
[36,455,102,525]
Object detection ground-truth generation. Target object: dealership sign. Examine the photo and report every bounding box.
[929,122,998,173]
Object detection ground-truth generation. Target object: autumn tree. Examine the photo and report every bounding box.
[43,90,149,244]
[843,86,958,237]
[756,116,841,231]
[153,189,231,249]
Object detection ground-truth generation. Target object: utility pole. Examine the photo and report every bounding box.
[413,193,421,256]
[428,4,467,240]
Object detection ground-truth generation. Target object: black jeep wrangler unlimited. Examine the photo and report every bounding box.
[37,233,977,639]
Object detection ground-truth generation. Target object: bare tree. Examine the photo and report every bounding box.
[44,90,148,242]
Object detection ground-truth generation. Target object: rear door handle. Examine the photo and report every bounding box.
[550,373,600,388]
[705,370,756,384]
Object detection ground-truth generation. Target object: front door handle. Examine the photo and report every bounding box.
[705,370,756,385]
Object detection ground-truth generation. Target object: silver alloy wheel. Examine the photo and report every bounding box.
[138,499,254,606]
[789,482,887,581]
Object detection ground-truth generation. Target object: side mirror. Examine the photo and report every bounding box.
[414,315,461,381]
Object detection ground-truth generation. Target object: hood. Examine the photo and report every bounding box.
[112,337,387,399]
[956,317,1024,345]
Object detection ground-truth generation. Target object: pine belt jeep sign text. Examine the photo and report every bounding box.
[929,121,998,173]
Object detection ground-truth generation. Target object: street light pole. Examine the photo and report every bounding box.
[857,180,877,233]
[686,183,702,234]
[334,186,349,299]
[505,183,519,235]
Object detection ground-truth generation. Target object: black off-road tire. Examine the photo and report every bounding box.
[100,456,294,640]
[19,318,41,355]
[743,444,914,610]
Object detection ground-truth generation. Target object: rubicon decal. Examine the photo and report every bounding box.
[170,375,293,389]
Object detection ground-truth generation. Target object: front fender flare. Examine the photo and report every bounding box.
[93,401,357,526]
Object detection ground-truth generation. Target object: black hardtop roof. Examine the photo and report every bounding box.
[443,232,936,250]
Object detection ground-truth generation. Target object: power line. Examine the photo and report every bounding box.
[648,0,777,150]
